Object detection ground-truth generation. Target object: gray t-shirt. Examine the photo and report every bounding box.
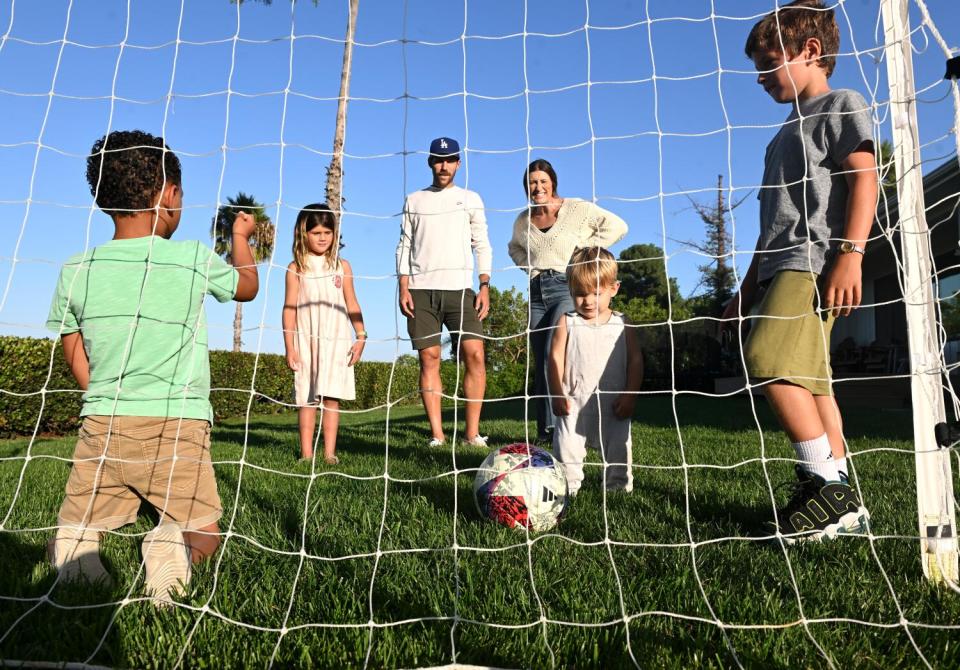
[757,88,873,283]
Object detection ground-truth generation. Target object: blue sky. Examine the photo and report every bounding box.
[0,0,957,360]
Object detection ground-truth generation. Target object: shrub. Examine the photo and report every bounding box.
[0,335,532,436]
[0,336,83,437]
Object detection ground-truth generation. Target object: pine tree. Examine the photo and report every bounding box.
[684,175,748,315]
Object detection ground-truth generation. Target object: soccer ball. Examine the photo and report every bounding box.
[473,443,569,532]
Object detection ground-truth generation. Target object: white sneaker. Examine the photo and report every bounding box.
[427,437,446,448]
[462,435,489,448]
[49,526,112,586]
[142,521,191,608]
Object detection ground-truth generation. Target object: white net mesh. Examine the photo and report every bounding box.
[1,0,959,667]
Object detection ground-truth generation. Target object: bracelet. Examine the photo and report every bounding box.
[478,280,490,289]
[356,330,368,340]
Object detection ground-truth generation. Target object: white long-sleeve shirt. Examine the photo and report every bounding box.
[507,199,628,277]
[396,185,492,290]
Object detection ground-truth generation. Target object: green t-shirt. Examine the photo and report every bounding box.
[46,236,238,422]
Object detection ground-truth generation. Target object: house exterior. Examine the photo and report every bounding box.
[830,155,960,407]
[834,156,960,350]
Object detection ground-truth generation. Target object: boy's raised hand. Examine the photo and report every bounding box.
[232,211,256,239]
[230,210,260,301]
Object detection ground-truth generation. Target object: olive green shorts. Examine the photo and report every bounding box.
[743,270,835,396]
[407,288,484,351]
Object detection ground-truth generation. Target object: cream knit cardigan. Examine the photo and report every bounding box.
[507,198,628,277]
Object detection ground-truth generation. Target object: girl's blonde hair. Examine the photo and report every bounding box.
[292,203,342,273]
[567,246,619,294]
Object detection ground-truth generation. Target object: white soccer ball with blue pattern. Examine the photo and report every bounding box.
[473,443,569,532]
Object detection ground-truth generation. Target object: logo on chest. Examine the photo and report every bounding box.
[333,275,342,289]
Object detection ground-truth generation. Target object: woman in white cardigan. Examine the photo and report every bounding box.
[508,159,628,442]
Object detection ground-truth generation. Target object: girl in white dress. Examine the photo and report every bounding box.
[282,203,366,463]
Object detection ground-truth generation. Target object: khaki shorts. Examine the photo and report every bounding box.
[58,415,222,531]
[407,288,484,350]
[743,270,835,396]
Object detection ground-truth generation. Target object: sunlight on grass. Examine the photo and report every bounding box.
[1,397,957,668]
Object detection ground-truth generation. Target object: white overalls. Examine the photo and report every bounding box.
[553,312,633,495]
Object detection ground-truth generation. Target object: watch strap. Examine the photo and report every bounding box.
[840,241,865,255]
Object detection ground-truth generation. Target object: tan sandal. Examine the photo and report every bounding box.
[323,454,339,465]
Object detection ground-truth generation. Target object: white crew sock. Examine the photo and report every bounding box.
[835,456,848,481]
[793,433,839,482]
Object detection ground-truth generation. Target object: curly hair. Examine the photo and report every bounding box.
[86,130,182,216]
[744,0,839,78]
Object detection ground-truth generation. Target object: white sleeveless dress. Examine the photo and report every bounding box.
[294,254,356,404]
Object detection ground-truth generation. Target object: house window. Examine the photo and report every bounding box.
[935,271,960,367]
[936,272,960,342]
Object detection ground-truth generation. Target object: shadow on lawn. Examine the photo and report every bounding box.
[228,396,913,444]
[623,395,913,441]
[675,484,777,542]
[213,466,304,549]
[0,532,125,666]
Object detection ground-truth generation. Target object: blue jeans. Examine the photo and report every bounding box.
[529,271,575,438]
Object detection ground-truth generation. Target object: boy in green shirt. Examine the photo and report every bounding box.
[46,130,259,605]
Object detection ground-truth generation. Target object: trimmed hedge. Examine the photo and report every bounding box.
[1,335,529,437]
[0,336,83,437]
[208,351,425,418]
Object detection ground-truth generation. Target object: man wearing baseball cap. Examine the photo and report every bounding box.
[396,137,493,448]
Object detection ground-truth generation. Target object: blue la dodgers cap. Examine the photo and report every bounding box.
[429,136,460,159]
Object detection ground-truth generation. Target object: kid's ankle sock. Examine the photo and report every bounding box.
[836,455,849,481]
[793,433,840,482]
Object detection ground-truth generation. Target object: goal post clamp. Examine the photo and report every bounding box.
[945,56,960,81]
[933,421,960,449]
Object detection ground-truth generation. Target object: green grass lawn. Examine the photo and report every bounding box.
[1,396,958,668]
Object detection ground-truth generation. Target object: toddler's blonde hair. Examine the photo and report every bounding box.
[567,246,618,294]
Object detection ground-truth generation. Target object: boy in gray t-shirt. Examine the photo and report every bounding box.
[723,0,877,543]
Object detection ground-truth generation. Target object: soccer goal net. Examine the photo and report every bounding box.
[0,0,958,667]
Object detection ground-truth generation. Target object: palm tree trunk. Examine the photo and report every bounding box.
[326,0,359,211]
[233,302,243,353]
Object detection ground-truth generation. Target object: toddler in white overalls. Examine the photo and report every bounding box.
[547,247,643,496]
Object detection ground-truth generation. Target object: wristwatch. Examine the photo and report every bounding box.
[478,280,490,289]
[838,241,865,255]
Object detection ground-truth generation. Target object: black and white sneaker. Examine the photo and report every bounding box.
[836,472,870,536]
[773,466,865,544]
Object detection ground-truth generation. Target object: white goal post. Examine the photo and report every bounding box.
[881,0,959,584]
